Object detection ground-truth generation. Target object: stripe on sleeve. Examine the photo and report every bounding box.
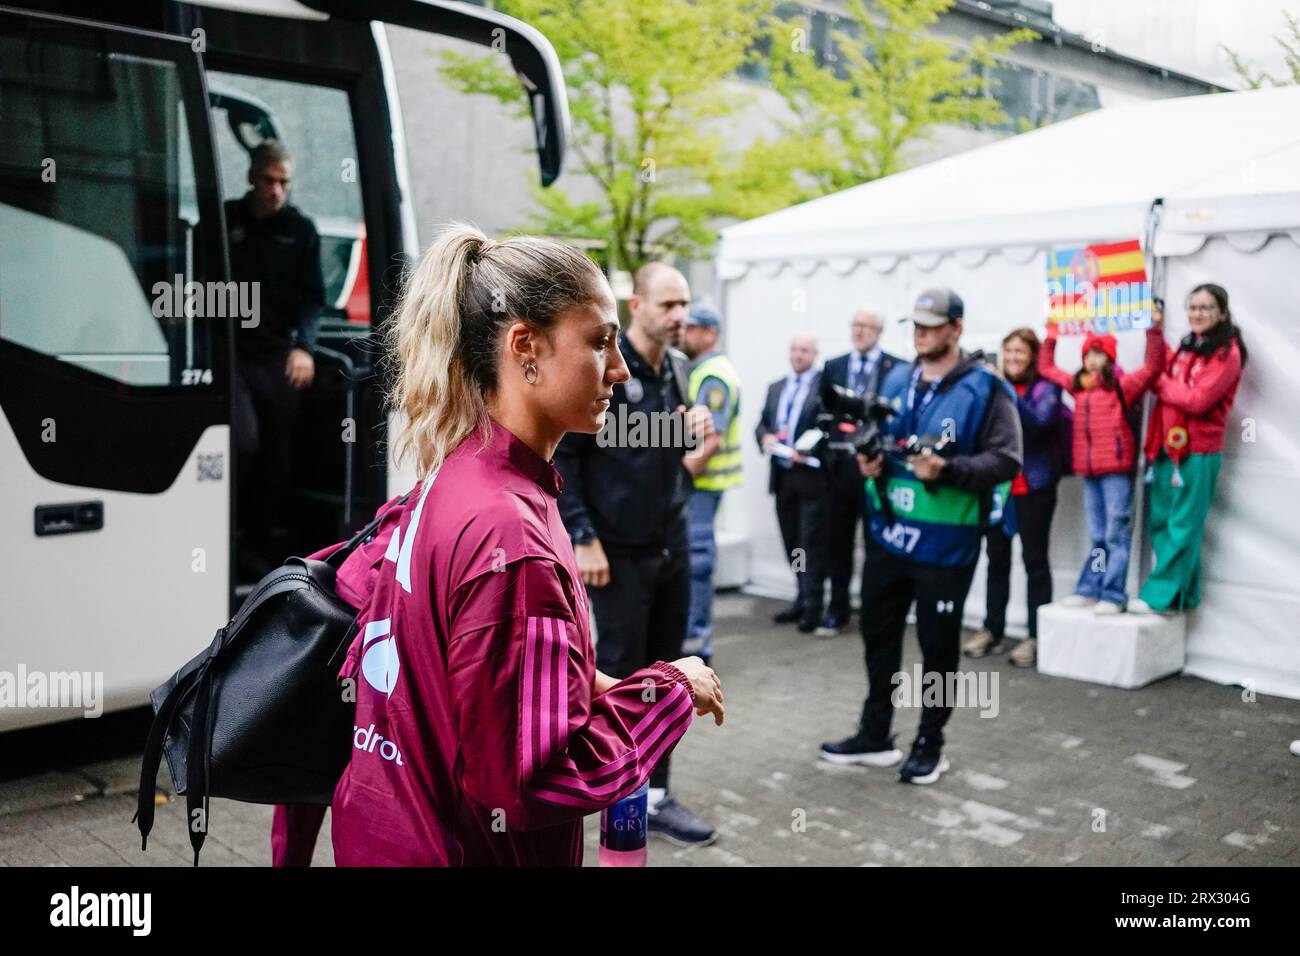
[522,616,570,779]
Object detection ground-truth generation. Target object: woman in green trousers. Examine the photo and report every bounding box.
[1131,285,1247,614]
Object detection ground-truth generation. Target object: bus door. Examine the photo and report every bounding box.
[192,0,570,591]
[0,8,229,729]
[202,66,375,589]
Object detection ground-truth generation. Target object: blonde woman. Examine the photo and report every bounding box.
[291,225,723,866]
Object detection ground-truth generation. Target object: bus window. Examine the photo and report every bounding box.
[207,72,370,326]
[0,33,216,387]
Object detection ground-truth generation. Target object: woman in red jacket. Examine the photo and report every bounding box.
[1131,284,1246,615]
[312,224,724,866]
[1039,316,1165,614]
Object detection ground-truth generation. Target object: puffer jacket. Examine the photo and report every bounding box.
[1039,325,1165,476]
[1144,330,1244,462]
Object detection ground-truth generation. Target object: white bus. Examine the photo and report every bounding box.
[0,0,569,731]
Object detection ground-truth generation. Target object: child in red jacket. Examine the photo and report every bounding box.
[1039,318,1165,614]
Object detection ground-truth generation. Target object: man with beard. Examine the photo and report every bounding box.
[555,262,719,846]
[820,288,1022,785]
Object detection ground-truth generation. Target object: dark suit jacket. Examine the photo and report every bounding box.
[822,349,902,400]
[755,371,825,495]
[822,349,902,491]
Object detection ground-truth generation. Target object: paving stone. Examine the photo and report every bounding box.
[1,593,1297,866]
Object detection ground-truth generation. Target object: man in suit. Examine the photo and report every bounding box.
[817,308,902,636]
[756,334,829,633]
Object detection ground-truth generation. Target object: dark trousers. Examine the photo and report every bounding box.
[588,544,689,790]
[858,541,977,748]
[984,487,1058,639]
[827,463,868,619]
[233,354,300,562]
[773,466,828,620]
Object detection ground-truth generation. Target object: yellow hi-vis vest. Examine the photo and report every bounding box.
[688,353,743,491]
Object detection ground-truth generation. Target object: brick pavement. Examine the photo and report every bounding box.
[1,592,1296,867]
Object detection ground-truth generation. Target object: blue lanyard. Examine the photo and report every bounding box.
[904,365,939,435]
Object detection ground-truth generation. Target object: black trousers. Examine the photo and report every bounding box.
[773,466,828,620]
[858,540,977,748]
[233,354,300,561]
[827,460,868,620]
[984,486,1058,639]
[588,544,689,790]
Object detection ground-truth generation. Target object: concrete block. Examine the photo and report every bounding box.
[1038,603,1186,689]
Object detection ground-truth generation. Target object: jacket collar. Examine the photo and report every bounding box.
[487,420,564,498]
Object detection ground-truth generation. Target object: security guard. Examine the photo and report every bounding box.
[820,288,1022,785]
[555,262,718,847]
[680,304,743,665]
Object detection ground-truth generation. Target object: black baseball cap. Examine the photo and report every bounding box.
[907,287,964,326]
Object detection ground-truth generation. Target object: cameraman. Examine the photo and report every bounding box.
[820,288,1022,784]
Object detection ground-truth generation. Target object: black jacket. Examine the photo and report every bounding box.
[555,331,693,552]
[225,194,325,361]
[822,349,902,399]
[755,370,826,496]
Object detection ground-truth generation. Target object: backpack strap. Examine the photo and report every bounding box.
[325,491,413,570]
[133,661,201,850]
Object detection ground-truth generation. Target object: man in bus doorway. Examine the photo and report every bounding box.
[680,303,743,667]
[227,140,326,577]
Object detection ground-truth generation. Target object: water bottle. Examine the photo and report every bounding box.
[598,783,648,867]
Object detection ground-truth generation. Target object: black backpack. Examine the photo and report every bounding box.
[134,495,408,864]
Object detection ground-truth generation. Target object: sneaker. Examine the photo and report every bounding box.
[1009,637,1037,668]
[772,605,803,624]
[820,733,903,767]
[962,628,1005,658]
[646,796,717,847]
[796,615,819,634]
[814,613,844,638]
[1094,600,1124,616]
[1061,594,1098,608]
[899,737,949,785]
[1127,598,1172,617]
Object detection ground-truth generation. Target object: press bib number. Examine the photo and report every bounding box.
[888,485,916,513]
[881,522,921,553]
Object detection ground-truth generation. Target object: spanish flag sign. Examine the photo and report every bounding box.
[1046,239,1152,335]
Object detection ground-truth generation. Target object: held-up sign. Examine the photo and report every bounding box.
[1046,239,1152,335]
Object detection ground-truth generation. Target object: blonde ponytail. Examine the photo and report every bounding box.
[384,223,606,479]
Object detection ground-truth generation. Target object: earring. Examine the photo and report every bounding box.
[523,362,539,385]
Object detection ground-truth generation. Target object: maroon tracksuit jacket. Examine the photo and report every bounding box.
[273,421,694,865]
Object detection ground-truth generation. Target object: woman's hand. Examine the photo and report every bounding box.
[670,656,724,726]
[575,539,610,587]
[592,670,619,697]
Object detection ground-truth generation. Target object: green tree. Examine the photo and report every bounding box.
[1225,11,1300,88]
[439,0,803,271]
[767,0,1038,190]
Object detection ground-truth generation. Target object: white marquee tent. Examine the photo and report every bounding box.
[715,85,1300,700]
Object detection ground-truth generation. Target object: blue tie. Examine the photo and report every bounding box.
[780,375,802,435]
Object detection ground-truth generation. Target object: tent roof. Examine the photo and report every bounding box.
[719,85,1300,265]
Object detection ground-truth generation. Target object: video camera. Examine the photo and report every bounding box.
[815,382,959,526]
[815,382,898,460]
